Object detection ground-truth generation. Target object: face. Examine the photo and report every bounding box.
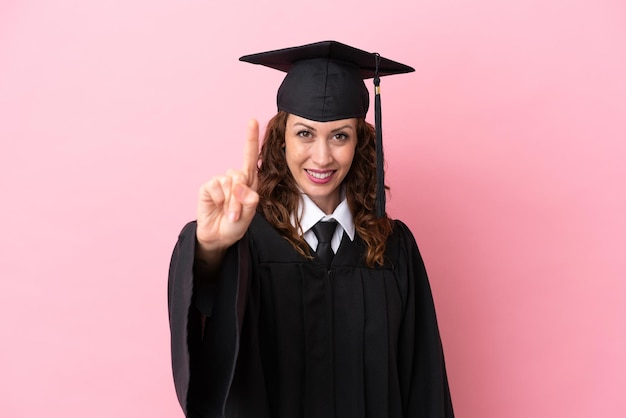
[284,114,358,214]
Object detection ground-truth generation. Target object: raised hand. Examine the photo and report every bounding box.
[195,119,260,265]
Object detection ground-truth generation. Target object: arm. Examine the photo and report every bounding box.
[168,222,251,417]
[168,119,260,417]
[395,221,455,417]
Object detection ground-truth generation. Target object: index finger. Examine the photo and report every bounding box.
[241,118,260,187]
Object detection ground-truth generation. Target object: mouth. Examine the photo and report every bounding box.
[305,169,335,183]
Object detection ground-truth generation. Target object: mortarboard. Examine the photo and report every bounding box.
[239,40,414,217]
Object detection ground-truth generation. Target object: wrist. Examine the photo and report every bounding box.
[195,238,226,263]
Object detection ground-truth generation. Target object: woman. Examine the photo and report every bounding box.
[168,41,454,418]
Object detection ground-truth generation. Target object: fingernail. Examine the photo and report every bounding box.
[228,211,237,222]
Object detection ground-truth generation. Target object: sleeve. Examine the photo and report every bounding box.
[395,221,455,418]
[167,221,251,418]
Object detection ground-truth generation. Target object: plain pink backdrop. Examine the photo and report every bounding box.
[1,0,625,417]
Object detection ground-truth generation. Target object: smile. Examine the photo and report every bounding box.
[305,169,335,183]
[306,169,334,179]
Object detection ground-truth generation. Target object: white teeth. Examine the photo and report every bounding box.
[307,170,332,179]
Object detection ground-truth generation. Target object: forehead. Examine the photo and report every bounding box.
[286,114,357,130]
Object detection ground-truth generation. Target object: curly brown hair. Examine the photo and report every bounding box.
[257,111,393,267]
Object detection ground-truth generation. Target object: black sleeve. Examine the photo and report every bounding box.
[395,221,455,417]
[167,221,250,418]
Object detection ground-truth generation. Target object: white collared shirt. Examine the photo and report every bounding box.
[294,193,356,254]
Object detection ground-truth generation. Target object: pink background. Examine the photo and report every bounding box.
[1,0,625,417]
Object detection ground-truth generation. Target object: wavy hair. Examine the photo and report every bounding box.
[257,111,392,267]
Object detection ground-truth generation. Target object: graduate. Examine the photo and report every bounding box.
[168,40,454,418]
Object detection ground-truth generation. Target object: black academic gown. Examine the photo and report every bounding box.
[168,213,454,418]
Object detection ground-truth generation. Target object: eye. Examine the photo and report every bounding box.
[297,130,312,138]
[333,132,349,141]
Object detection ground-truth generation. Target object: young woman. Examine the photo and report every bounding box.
[168,41,454,418]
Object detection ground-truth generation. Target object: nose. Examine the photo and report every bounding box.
[311,139,333,166]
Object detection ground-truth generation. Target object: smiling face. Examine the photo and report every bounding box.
[284,114,358,214]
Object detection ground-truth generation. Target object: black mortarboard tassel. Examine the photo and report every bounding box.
[239,41,414,217]
[373,53,385,218]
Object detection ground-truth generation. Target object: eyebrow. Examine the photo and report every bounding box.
[292,122,355,133]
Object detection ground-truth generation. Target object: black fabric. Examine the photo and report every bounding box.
[311,220,337,270]
[277,58,370,122]
[168,213,454,418]
[238,40,414,80]
[238,40,414,122]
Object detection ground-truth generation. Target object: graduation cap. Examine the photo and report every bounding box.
[240,40,414,217]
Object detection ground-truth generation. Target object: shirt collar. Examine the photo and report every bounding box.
[296,193,355,241]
